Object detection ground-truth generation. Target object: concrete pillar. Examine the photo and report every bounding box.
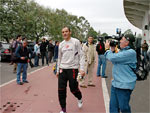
[142,10,150,42]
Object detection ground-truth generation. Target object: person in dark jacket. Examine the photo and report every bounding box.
[40,38,49,66]
[12,35,22,73]
[96,38,107,78]
[54,41,59,62]
[15,40,29,85]
[48,40,54,63]
[141,40,149,62]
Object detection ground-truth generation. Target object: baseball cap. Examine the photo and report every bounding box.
[124,34,135,42]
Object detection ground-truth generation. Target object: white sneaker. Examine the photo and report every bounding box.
[60,111,66,113]
[78,99,83,108]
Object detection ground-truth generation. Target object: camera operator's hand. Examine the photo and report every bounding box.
[104,40,110,50]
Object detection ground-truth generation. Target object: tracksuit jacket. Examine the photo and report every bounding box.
[57,37,85,73]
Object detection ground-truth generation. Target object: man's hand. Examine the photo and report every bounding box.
[20,57,25,60]
[104,40,110,50]
[79,70,85,77]
[56,72,59,78]
[105,40,116,52]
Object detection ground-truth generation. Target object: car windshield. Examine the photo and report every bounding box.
[2,44,10,49]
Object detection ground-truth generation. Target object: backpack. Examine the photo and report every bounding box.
[129,56,149,81]
[96,42,105,54]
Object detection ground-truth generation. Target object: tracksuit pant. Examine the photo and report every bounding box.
[58,69,82,110]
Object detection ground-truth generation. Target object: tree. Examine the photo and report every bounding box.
[97,30,101,37]
[101,33,108,37]
[0,0,99,42]
[87,27,98,39]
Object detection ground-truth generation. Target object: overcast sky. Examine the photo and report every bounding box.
[34,0,142,36]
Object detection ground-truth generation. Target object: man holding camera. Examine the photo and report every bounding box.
[105,34,137,113]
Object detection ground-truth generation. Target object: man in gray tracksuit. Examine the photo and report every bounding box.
[56,27,85,113]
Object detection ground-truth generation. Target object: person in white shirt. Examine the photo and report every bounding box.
[79,37,96,88]
[56,27,85,113]
[34,41,40,67]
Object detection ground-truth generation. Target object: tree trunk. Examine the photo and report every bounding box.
[4,37,9,43]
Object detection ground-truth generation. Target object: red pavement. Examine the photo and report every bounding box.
[0,64,106,113]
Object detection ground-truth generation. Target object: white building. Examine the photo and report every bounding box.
[123,0,150,42]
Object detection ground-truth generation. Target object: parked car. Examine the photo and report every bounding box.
[0,42,11,61]
[27,41,35,52]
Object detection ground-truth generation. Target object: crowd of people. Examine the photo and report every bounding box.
[7,26,150,113]
[9,35,59,85]
[57,27,150,113]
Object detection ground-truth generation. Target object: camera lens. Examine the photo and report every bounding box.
[110,40,117,47]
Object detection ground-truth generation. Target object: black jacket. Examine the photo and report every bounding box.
[40,41,48,53]
[96,42,105,55]
[15,46,29,63]
[48,43,54,53]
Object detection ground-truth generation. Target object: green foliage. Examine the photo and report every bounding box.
[101,32,108,37]
[0,0,99,42]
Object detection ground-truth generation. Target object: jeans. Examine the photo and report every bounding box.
[16,63,28,83]
[34,54,39,66]
[41,52,48,65]
[147,51,150,61]
[142,51,147,62]
[97,55,106,77]
[110,86,132,113]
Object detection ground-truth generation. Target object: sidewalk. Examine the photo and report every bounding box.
[0,64,106,113]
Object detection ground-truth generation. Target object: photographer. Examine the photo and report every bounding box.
[105,34,137,113]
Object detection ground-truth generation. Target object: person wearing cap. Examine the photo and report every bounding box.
[105,35,137,113]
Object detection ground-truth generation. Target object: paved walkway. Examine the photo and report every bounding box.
[0,63,106,113]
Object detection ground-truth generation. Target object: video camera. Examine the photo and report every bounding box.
[97,37,104,42]
[105,35,122,47]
